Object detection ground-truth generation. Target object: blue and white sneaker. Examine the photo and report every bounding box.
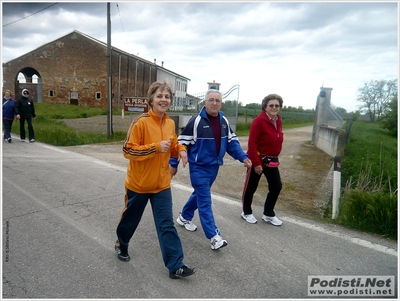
[210,234,227,250]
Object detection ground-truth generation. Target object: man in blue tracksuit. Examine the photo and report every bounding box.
[173,89,252,250]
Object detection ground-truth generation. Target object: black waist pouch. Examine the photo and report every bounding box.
[262,156,280,168]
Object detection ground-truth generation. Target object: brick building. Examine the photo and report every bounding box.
[2,30,190,109]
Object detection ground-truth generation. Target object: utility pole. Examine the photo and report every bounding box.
[107,2,113,138]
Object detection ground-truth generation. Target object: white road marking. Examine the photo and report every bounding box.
[171,182,397,257]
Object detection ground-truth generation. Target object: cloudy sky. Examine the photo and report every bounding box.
[1,1,398,112]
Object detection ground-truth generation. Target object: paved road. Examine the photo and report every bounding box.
[2,136,397,298]
[57,125,335,218]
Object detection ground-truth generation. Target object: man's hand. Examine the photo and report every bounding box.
[169,166,177,176]
[243,158,252,168]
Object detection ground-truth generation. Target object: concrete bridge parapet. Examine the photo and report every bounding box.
[314,125,346,157]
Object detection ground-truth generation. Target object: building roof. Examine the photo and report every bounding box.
[4,29,190,81]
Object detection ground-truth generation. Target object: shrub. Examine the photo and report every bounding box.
[381,95,398,137]
[342,121,397,194]
[337,189,397,239]
[331,120,397,239]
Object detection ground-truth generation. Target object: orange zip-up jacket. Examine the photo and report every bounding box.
[122,109,186,193]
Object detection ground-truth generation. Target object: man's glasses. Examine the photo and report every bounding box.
[268,104,280,108]
[207,98,221,103]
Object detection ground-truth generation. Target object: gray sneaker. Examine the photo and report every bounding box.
[262,215,283,226]
[176,214,197,231]
[241,212,257,224]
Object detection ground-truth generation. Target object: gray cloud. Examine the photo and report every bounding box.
[1,1,398,111]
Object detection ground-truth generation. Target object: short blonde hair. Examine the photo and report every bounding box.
[3,89,12,97]
[147,81,173,108]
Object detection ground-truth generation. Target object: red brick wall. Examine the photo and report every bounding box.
[2,31,157,108]
[110,51,157,109]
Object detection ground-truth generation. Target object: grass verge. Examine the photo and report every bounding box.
[11,103,126,146]
[331,120,397,239]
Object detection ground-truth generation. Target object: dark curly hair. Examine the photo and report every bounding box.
[261,94,283,110]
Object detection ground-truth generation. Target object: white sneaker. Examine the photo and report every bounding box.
[241,212,257,224]
[262,215,283,226]
[176,214,197,231]
[210,234,227,250]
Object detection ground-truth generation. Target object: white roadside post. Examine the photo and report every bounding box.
[332,156,341,219]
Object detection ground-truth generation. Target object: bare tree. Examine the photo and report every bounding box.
[357,79,398,122]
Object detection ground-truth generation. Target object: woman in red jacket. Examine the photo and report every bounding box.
[241,94,284,226]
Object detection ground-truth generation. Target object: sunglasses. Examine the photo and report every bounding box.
[268,104,280,108]
[23,92,29,95]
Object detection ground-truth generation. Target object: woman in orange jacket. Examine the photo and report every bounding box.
[115,81,195,279]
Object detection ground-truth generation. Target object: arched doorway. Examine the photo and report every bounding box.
[15,67,42,103]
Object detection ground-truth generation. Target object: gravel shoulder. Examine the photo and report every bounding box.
[62,116,334,221]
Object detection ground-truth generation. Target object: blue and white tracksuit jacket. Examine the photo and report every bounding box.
[173,107,248,239]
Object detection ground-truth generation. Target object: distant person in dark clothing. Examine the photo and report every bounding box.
[15,89,36,142]
[2,89,16,143]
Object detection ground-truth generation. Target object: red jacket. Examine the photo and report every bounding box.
[247,112,284,167]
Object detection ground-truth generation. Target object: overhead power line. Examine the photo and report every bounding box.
[115,2,129,51]
[116,3,125,34]
[2,3,58,27]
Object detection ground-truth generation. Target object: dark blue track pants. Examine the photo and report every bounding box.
[3,119,13,140]
[116,187,185,273]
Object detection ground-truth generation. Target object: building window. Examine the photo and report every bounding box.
[96,92,102,100]
[49,90,54,97]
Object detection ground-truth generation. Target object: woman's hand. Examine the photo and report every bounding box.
[254,165,263,175]
[160,140,171,152]
[178,150,188,168]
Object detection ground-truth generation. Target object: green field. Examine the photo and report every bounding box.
[10,103,126,146]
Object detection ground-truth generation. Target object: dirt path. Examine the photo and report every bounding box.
[62,116,334,220]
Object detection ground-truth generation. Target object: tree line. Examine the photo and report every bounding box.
[357,79,397,136]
